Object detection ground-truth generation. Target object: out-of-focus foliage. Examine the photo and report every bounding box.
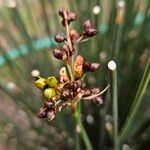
[0,0,149,149]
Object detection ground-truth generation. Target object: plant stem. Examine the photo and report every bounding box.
[119,58,150,145]
[111,67,119,150]
[73,102,93,150]
[66,63,74,81]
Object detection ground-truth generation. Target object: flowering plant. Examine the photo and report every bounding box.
[34,8,109,121]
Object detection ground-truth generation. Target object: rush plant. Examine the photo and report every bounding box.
[34,9,109,150]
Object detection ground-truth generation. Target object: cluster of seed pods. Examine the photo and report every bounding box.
[34,8,109,121]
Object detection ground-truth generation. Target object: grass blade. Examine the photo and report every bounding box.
[119,58,150,144]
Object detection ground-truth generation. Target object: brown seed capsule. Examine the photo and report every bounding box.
[37,107,47,118]
[93,96,103,105]
[83,62,100,72]
[44,100,55,108]
[81,88,92,97]
[68,12,76,22]
[54,33,65,43]
[83,19,92,31]
[64,81,80,92]
[61,89,73,100]
[47,110,56,121]
[53,48,68,61]
[84,28,98,37]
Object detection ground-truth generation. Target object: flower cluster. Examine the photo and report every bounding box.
[34,9,109,121]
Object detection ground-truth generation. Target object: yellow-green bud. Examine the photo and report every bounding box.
[47,76,58,87]
[43,88,56,99]
[34,78,46,89]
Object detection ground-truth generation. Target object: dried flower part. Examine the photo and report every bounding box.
[44,100,55,108]
[90,88,103,105]
[83,62,100,72]
[91,88,100,94]
[47,110,56,121]
[54,33,65,43]
[83,19,98,37]
[55,83,64,93]
[61,89,73,101]
[60,67,70,83]
[74,93,83,101]
[47,76,58,87]
[74,55,84,79]
[52,95,60,101]
[37,107,47,118]
[64,80,81,92]
[43,88,56,99]
[81,88,91,97]
[34,78,46,89]
[53,48,68,61]
[93,96,103,105]
[70,29,80,43]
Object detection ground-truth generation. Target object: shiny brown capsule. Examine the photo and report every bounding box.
[83,19,92,31]
[53,48,68,61]
[83,62,99,72]
[84,28,98,37]
[54,33,65,43]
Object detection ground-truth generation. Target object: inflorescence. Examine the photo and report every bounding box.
[33,8,109,121]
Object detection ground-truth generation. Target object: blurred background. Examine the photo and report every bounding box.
[0,0,149,150]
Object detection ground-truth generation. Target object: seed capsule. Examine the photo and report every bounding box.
[83,20,92,31]
[83,20,98,37]
[37,107,47,118]
[54,33,65,43]
[83,62,100,72]
[53,48,68,61]
[44,100,55,108]
[47,110,56,121]
[68,12,76,22]
[61,89,72,100]
[84,28,98,37]
[34,78,46,89]
[93,96,103,105]
[43,88,56,99]
[47,76,58,87]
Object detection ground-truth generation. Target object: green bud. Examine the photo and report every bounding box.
[47,76,58,87]
[34,78,46,89]
[43,88,56,99]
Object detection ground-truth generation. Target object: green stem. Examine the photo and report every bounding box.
[66,63,74,81]
[119,58,150,144]
[73,103,93,150]
[111,67,119,150]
